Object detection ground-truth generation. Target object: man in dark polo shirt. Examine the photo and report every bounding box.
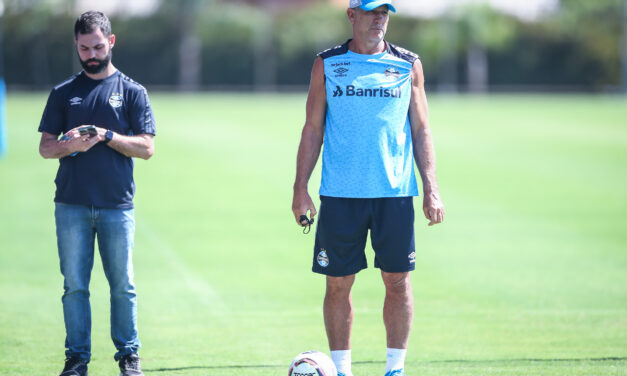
[38,11,155,376]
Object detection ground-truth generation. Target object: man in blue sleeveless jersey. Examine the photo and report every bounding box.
[38,11,155,376]
[292,1,445,375]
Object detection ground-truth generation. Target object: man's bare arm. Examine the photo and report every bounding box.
[99,129,154,160]
[39,127,154,160]
[408,59,445,226]
[292,56,327,226]
[39,129,100,159]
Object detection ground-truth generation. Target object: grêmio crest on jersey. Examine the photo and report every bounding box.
[109,93,124,108]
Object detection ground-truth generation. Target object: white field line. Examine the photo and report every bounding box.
[136,217,227,313]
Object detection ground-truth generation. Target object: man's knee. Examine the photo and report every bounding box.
[382,272,412,295]
[62,277,90,299]
[109,278,136,299]
[326,275,355,297]
[61,263,91,297]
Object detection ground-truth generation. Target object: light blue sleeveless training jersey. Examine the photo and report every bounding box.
[318,39,419,198]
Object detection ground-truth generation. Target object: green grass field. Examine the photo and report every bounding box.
[0,93,626,376]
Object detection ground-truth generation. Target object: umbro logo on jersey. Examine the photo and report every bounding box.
[333,85,402,98]
[69,97,83,106]
[333,67,349,77]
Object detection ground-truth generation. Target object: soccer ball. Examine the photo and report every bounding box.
[288,351,337,376]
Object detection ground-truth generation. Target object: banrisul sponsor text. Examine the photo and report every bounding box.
[333,85,402,98]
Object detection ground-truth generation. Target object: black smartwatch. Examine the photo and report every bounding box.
[104,130,114,144]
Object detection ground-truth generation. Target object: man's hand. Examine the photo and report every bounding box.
[93,126,109,142]
[60,125,101,153]
[423,191,445,226]
[292,189,317,227]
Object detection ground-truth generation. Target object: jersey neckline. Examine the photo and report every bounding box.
[345,40,388,59]
[80,69,120,83]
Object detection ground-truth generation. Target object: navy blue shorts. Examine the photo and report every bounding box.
[312,196,416,276]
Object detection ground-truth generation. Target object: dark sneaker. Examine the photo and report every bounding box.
[118,353,144,376]
[59,357,88,376]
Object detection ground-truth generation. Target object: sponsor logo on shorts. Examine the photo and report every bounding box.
[317,249,329,267]
[109,93,123,108]
[408,251,416,263]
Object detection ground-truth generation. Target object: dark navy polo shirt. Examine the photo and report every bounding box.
[38,70,156,209]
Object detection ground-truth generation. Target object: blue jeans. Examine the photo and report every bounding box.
[55,203,140,361]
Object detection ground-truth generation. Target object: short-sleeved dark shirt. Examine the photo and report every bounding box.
[38,70,156,209]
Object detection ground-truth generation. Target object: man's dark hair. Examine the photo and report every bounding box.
[74,11,112,38]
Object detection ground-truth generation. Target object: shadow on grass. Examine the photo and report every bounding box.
[426,357,627,364]
[144,357,627,372]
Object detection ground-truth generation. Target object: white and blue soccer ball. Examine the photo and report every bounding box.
[288,351,337,376]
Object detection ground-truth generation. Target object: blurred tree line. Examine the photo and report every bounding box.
[0,0,624,91]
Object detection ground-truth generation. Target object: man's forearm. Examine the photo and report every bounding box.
[39,134,98,159]
[413,127,439,194]
[106,133,154,160]
[40,139,71,159]
[294,125,323,191]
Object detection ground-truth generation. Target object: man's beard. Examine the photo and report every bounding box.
[79,50,112,74]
